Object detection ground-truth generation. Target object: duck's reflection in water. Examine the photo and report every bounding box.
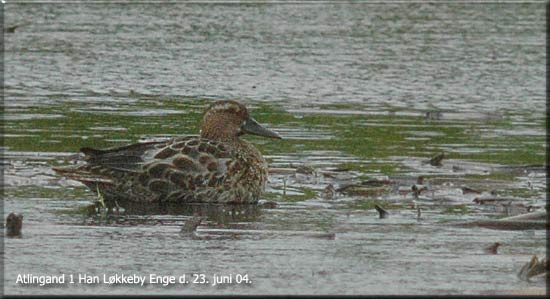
[83,201,265,229]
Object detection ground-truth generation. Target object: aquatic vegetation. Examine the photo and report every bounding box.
[4,2,546,294]
[6,99,544,172]
[5,98,545,211]
[346,199,390,211]
[500,188,542,199]
[277,187,318,202]
[443,204,470,215]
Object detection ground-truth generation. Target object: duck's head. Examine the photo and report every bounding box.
[200,100,282,142]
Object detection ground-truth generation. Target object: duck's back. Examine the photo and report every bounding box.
[54,136,267,204]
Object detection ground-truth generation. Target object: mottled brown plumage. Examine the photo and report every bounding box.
[53,100,281,205]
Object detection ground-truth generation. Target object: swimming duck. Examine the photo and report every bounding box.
[54,100,281,205]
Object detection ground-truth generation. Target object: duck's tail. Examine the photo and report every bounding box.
[52,165,115,188]
[52,146,116,185]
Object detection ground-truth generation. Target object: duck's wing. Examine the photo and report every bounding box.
[136,136,236,194]
[54,136,201,175]
[53,136,238,201]
[79,140,168,173]
[52,139,173,187]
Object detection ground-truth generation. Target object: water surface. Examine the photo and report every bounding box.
[3,3,546,295]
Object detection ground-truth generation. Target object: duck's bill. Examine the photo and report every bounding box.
[242,117,282,139]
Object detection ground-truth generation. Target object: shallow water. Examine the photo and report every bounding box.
[3,2,546,295]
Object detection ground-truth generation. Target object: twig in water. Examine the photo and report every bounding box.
[283,176,287,197]
[114,200,121,215]
[484,242,501,254]
[180,217,204,237]
[461,186,482,194]
[6,213,23,237]
[517,255,548,281]
[96,185,106,209]
[323,183,336,200]
[4,23,30,33]
[374,204,389,219]
[261,201,278,209]
[427,153,445,167]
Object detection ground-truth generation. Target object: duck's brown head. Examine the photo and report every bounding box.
[200,100,281,142]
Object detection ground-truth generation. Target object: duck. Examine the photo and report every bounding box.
[53,100,281,205]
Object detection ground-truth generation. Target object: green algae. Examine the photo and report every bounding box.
[463,172,518,181]
[5,185,92,200]
[252,103,544,169]
[6,99,545,206]
[443,204,470,215]
[5,98,545,174]
[500,188,543,199]
[283,187,318,202]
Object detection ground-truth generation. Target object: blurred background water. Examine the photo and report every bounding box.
[3,2,546,295]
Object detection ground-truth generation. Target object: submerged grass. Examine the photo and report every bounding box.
[5,98,545,174]
[464,172,519,181]
[253,103,544,169]
[263,187,318,202]
[443,204,470,215]
[500,188,543,199]
[4,98,545,209]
